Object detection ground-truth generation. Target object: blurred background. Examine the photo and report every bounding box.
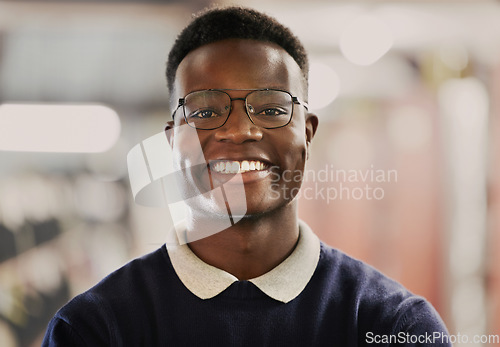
[0,0,499,346]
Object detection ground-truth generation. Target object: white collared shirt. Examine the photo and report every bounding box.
[166,220,321,303]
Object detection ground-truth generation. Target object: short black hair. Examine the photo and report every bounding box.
[166,6,309,96]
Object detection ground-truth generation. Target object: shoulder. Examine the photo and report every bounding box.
[68,244,172,308]
[93,245,170,292]
[43,246,173,346]
[312,243,450,344]
[315,242,415,303]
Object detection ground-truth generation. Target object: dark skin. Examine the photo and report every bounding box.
[166,39,318,280]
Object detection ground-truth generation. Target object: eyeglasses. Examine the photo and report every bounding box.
[172,89,308,130]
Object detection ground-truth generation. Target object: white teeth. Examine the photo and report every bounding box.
[214,162,223,172]
[231,161,239,173]
[211,160,267,173]
[241,160,250,171]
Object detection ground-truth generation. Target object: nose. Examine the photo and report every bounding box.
[214,100,263,144]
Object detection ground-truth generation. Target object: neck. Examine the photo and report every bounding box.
[187,202,300,280]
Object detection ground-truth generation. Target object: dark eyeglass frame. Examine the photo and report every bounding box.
[171,88,309,130]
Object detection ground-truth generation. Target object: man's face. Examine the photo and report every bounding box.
[168,39,317,219]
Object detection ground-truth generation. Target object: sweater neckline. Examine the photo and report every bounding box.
[166,220,320,303]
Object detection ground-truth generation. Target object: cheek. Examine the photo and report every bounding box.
[172,127,207,169]
[282,124,308,168]
[171,130,213,198]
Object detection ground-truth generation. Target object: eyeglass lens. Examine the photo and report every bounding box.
[182,90,293,129]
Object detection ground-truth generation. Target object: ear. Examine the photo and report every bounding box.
[164,121,175,148]
[305,113,318,159]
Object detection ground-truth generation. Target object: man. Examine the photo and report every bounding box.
[43,6,451,346]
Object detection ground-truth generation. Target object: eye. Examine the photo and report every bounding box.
[189,109,220,119]
[257,107,287,116]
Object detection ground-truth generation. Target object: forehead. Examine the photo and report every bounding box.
[174,39,304,97]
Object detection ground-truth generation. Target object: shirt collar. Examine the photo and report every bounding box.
[166,220,320,303]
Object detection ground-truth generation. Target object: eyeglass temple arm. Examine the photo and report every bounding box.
[171,98,186,119]
[292,96,309,111]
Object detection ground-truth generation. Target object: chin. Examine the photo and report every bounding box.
[239,197,297,220]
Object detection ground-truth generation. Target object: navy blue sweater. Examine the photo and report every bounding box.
[43,243,450,346]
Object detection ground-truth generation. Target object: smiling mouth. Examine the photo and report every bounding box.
[210,160,270,174]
